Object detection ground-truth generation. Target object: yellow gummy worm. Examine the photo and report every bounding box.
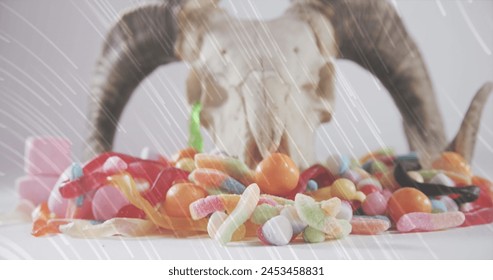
[108,173,208,232]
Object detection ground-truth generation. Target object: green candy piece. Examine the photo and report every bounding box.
[188,102,203,152]
[303,226,326,243]
[376,147,395,156]
[295,194,326,231]
[419,169,439,181]
[295,194,352,238]
[250,204,280,225]
[370,160,388,174]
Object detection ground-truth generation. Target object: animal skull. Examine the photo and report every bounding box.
[86,0,491,169]
[179,1,337,168]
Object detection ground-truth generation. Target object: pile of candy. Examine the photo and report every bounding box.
[12,137,493,246]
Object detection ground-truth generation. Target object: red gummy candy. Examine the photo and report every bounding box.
[285,164,336,199]
[359,185,380,195]
[126,160,168,183]
[116,204,146,219]
[59,172,108,198]
[465,177,493,211]
[60,156,170,199]
[83,152,170,174]
[461,207,493,227]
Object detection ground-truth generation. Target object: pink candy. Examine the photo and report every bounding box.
[16,176,58,206]
[190,196,225,220]
[24,136,71,175]
[17,136,72,205]
[92,185,130,221]
[362,191,389,216]
[397,212,465,233]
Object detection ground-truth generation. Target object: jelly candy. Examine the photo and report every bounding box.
[294,194,351,239]
[141,167,189,205]
[255,153,300,196]
[189,168,246,194]
[189,195,225,220]
[163,183,206,218]
[171,147,198,164]
[335,201,353,221]
[306,180,318,192]
[24,136,71,176]
[393,163,479,204]
[362,191,389,216]
[195,153,255,186]
[207,212,245,241]
[330,179,366,202]
[83,152,143,174]
[438,196,459,212]
[285,164,335,199]
[350,216,391,235]
[31,202,69,237]
[406,171,424,183]
[175,158,196,172]
[461,207,493,227]
[319,197,341,217]
[115,204,146,219]
[387,187,432,223]
[92,185,129,221]
[431,152,472,178]
[214,184,260,245]
[102,156,128,173]
[250,204,280,225]
[430,199,447,213]
[280,205,307,235]
[429,173,455,187]
[357,178,383,192]
[109,173,208,232]
[59,172,108,199]
[303,226,326,243]
[396,212,465,232]
[257,215,293,246]
[326,155,350,176]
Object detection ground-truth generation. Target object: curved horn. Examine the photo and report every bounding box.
[447,82,492,163]
[294,0,447,167]
[85,1,182,159]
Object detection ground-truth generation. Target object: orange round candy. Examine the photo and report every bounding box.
[432,152,472,177]
[163,183,206,217]
[255,153,300,196]
[387,187,432,222]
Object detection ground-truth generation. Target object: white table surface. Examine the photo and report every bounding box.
[1,187,492,260]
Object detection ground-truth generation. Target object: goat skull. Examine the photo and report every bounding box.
[86,0,491,169]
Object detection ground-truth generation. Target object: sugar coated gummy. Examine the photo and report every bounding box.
[397,212,465,232]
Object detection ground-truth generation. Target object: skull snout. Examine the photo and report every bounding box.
[241,71,290,166]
